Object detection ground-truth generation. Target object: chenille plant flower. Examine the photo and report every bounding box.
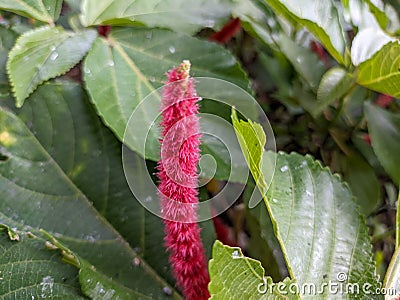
[157,61,210,299]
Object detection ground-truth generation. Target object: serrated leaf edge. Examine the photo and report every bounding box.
[6,25,97,107]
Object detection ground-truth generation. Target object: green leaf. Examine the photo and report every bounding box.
[366,0,389,30]
[243,184,284,281]
[265,0,347,64]
[39,230,153,300]
[344,0,382,31]
[0,26,17,92]
[316,67,355,114]
[80,0,235,34]
[5,81,111,209]
[1,79,215,292]
[233,0,275,47]
[0,88,179,298]
[342,154,381,216]
[364,103,400,185]
[352,131,384,174]
[0,0,62,23]
[79,261,152,299]
[232,109,267,201]
[7,25,97,107]
[64,0,82,13]
[208,240,298,299]
[1,80,177,289]
[278,34,325,91]
[83,28,250,179]
[232,115,380,299]
[351,28,395,66]
[0,228,85,299]
[385,4,400,34]
[356,41,400,97]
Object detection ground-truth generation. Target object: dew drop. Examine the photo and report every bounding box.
[144,196,152,203]
[50,46,56,51]
[86,235,96,242]
[50,52,58,61]
[107,60,114,67]
[296,56,303,63]
[168,46,175,53]
[149,76,156,82]
[272,198,278,203]
[83,67,92,77]
[231,250,240,259]
[133,257,141,266]
[40,276,54,298]
[266,17,276,27]
[280,165,289,172]
[204,19,215,27]
[145,32,152,39]
[163,287,172,295]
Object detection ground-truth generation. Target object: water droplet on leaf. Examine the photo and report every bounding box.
[50,52,58,61]
[204,19,215,27]
[40,276,54,298]
[86,235,96,242]
[163,287,172,295]
[145,32,152,39]
[231,250,240,259]
[280,165,289,172]
[133,257,140,266]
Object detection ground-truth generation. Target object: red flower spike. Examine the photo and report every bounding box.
[363,134,371,145]
[310,40,329,67]
[157,61,210,300]
[97,25,111,37]
[212,216,237,247]
[375,94,394,108]
[209,18,241,44]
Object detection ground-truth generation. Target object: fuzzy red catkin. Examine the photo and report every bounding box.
[157,60,210,300]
